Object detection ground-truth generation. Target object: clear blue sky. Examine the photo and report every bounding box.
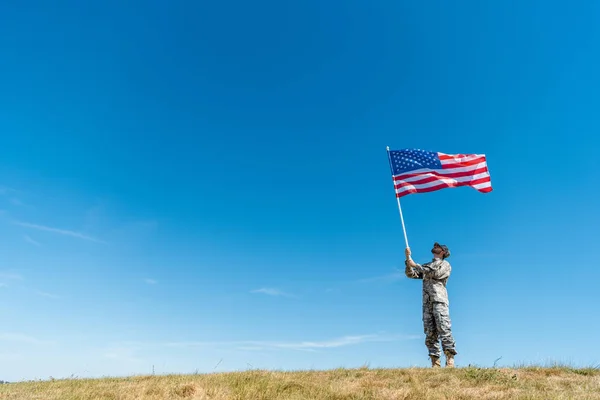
[1,1,599,381]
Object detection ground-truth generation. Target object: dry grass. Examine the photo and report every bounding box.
[1,366,599,400]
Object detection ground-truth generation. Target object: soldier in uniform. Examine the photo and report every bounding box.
[405,242,457,368]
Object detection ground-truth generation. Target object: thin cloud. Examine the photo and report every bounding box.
[165,333,418,352]
[36,291,59,299]
[237,346,264,351]
[0,272,23,281]
[23,234,41,246]
[0,283,7,288]
[324,269,405,293]
[0,187,29,207]
[265,334,412,350]
[14,221,105,243]
[103,346,143,363]
[144,279,157,285]
[251,288,295,298]
[0,333,54,345]
[0,353,23,361]
[0,186,18,196]
[357,270,404,284]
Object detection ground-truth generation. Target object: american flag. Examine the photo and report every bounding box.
[388,148,492,198]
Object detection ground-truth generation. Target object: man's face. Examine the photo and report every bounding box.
[431,244,443,257]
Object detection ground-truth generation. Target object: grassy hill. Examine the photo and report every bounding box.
[1,366,599,399]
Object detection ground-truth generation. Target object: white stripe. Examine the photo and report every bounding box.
[400,170,490,184]
[394,161,488,181]
[440,157,486,167]
[439,154,485,164]
[397,173,490,189]
[396,174,491,194]
[472,181,492,190]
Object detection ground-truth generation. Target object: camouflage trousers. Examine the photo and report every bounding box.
[423,301,456,358]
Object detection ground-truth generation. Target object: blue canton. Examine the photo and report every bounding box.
[389,149,442,175]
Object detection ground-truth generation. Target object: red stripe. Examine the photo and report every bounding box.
[441,156,487,169]
[438,153,483,161]
[393,159,487,181]
[396,175,491,191]
[395,177,492,197]
[394,166,489,186]
[394,170,489,190]
[469,176,492,186]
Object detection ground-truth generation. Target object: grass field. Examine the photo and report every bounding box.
[1,366,599,399]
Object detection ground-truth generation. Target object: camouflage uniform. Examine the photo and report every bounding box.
[405,257,457,359]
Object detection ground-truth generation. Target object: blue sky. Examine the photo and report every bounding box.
[1,0,599,381]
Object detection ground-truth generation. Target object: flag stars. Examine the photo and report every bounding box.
[389,149,442,174]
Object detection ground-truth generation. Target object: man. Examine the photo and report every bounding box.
[405,242,457,368]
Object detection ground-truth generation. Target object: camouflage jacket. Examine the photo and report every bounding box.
[405,258,451,305]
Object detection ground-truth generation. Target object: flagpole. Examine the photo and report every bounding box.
[386,146,409,249]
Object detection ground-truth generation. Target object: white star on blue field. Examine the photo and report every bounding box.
[390,149,443,174]
[0,0,599,382]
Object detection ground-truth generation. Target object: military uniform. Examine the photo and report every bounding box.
[405,246,457,365]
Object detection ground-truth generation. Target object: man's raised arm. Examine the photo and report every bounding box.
[404,247,424,279]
